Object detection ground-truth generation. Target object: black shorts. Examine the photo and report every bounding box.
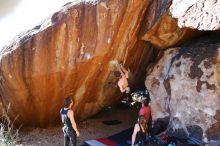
[63,127,76,146]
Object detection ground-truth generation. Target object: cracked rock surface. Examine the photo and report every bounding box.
[146,34,220,143]
[170,0,220,30]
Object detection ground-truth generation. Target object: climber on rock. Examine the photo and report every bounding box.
[114,62,131,104]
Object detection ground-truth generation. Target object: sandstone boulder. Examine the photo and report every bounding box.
[140,0,199,49]
[146,35,220,143]
[0,0,154,126]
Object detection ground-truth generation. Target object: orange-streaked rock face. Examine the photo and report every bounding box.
[0,0,155,126]
[140,0,199,49]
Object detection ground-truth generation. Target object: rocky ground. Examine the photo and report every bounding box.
[17,104,138,146]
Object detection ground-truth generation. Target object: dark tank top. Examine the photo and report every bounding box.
[60,108,73,129]
[135,124,146,144]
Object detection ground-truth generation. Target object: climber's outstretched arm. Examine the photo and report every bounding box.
[118,64,128,78]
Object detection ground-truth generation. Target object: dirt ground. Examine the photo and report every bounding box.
[17,104,138,146]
